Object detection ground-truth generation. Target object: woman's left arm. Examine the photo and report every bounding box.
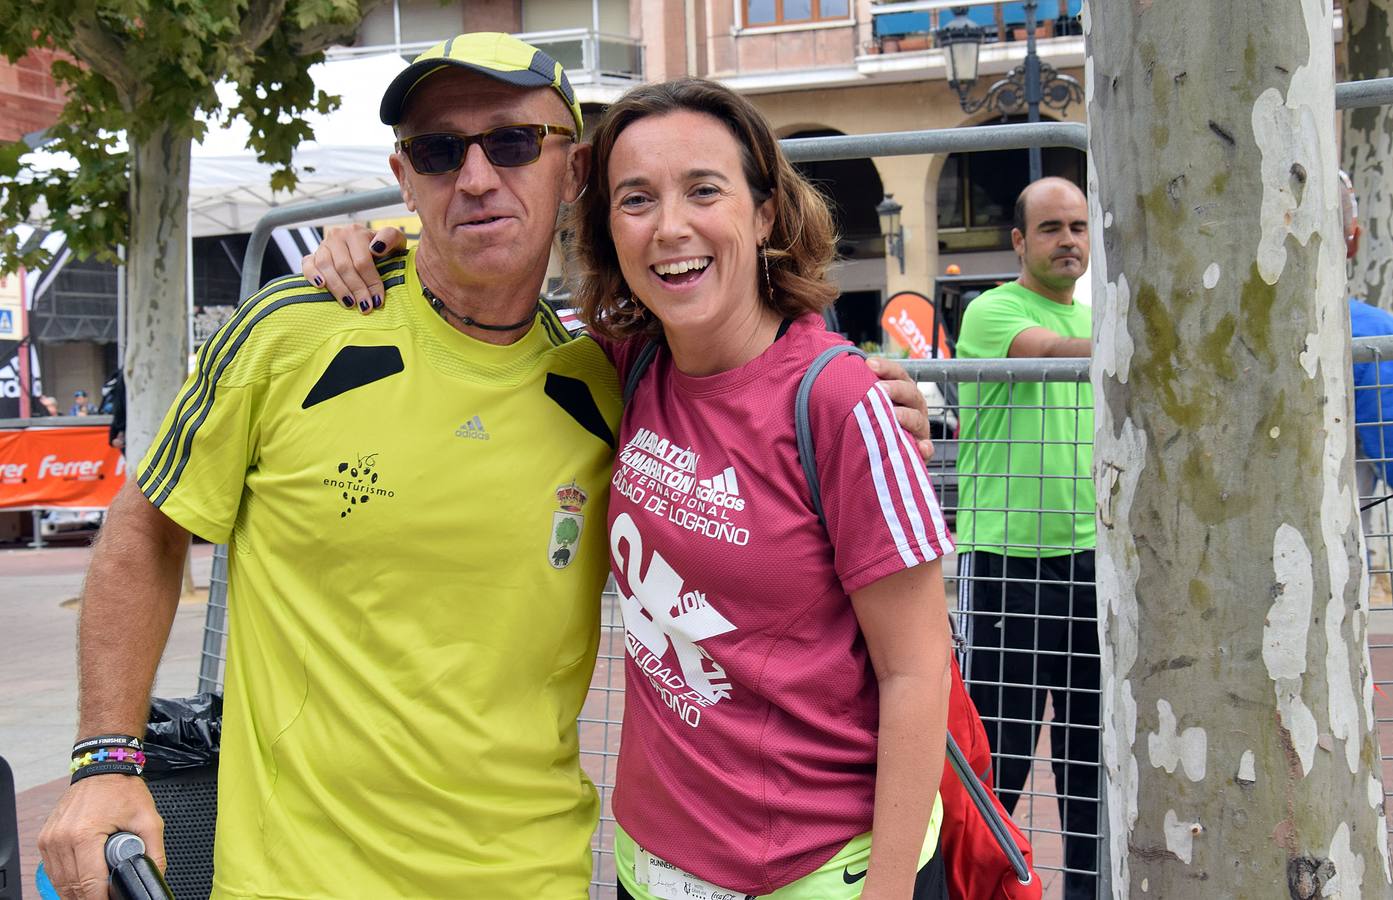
[851,558,952,900]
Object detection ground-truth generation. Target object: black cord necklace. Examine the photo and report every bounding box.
[421,282,539,332]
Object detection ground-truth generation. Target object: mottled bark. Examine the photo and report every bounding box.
[1342,0,1393,309]
[123,123,191,467]
[1086,0,1390,896]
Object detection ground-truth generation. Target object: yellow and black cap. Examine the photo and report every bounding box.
[380,32,583,137]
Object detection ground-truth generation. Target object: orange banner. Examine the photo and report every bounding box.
[881,291,952,360]
[0,426,125,509]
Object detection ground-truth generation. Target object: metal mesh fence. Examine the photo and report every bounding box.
[912,354,1098,899]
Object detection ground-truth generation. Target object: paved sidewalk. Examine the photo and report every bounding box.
[1,539,213,894]
[0,541,213,792]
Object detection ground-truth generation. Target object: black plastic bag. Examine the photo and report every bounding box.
[141,694,222,780]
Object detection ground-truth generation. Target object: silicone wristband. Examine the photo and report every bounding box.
[72,734,143,756]
[70,748,146,772]
[70,761,142,785]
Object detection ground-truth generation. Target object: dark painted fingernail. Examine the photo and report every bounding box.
[358,299,370,312]
[342,296,354,307]
[370,241,386,254]
[372,294,382,309]
[313,276,323,287]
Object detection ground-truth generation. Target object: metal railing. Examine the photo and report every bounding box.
[326,28,645,85]
[185,77,1393,899]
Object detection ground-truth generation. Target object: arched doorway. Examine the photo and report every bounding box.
[788,128,886,347]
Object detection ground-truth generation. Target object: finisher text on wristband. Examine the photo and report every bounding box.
[72,734,143,756]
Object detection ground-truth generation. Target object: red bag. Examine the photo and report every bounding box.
[939,655,1042,899]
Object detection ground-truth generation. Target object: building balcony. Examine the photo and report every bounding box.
[325,29,644,105]
[865,0,1082,57]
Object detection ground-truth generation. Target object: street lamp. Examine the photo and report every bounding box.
[936,2,1083,181]
[877,193,905,274]
[938,8,985,97]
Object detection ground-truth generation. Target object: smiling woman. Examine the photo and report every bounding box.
[567,79,955,900]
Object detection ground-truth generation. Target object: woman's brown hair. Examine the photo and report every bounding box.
[569,78,839,340]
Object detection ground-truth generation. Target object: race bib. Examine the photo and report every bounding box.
[635,847,752,900]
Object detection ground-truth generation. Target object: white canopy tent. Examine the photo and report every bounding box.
[20,52,412,239]
[12,52,414,369]
[189,52,410,236]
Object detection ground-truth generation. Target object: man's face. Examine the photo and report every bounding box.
[1011,180,1089,295]
[389,69,583,287]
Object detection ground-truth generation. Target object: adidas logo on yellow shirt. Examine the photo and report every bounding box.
[455,415,490,440]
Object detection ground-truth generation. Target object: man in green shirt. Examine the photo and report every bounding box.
[953,177,1097,900]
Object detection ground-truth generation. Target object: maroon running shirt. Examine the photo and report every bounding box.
[602,314,953,895]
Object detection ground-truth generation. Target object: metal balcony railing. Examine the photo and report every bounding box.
[325,28,644,86]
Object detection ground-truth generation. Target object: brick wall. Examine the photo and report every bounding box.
[0,48,67,144]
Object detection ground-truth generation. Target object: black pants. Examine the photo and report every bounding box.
[959,550,1100,900]
[615,849,946,899]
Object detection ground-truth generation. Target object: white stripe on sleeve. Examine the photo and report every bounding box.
[865,383,937,561]
[852,394,919,568]
[883,390,954,554]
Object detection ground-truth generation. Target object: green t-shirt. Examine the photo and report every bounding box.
[139,249,622,898]
[953,280,1094,556]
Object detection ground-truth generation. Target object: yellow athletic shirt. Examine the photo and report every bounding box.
[137,249,621,899]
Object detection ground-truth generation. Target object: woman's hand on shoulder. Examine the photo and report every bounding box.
[301,225,408,315]
[866,357,933,463]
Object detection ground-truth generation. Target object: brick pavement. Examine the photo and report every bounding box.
[3,539,212,897]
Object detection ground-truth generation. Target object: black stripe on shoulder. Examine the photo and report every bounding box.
[382,275,406,291]
[375,254,408,277]
[140,292,336,505]
[538,304,571,346]
[139,282,329,494]
[302,345,405,409]
[244,274,313,307]
[544,373,615,449]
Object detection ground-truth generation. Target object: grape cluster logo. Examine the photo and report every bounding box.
[323,452,395,518]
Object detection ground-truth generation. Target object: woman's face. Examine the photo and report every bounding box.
[606,110,775,337]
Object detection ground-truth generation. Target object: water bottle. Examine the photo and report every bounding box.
[105,832,173,900]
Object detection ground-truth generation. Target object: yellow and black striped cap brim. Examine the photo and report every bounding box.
[380,32,583,137]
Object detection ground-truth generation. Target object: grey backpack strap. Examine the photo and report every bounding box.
[623,340,662,404]
[795,345,866,526]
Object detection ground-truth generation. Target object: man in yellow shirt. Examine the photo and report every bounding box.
[40,34,616,899]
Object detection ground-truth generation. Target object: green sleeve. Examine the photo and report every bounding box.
[955,289,1035,359]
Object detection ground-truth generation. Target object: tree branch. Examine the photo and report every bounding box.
[70,19,136,100]
[292,0,391,55]
[239,0,290,53]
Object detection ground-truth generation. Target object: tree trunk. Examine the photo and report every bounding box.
[1086,1,1391,896]
[122,123,191,468]
[1342,0,1393,309]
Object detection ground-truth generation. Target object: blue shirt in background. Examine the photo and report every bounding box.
[1349,298,1393,484]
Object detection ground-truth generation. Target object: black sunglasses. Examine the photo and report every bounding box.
[397,124,576,175]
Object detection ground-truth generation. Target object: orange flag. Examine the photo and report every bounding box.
[881,291,951,359]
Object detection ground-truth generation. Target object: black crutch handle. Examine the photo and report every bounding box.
[105,832,174,900]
